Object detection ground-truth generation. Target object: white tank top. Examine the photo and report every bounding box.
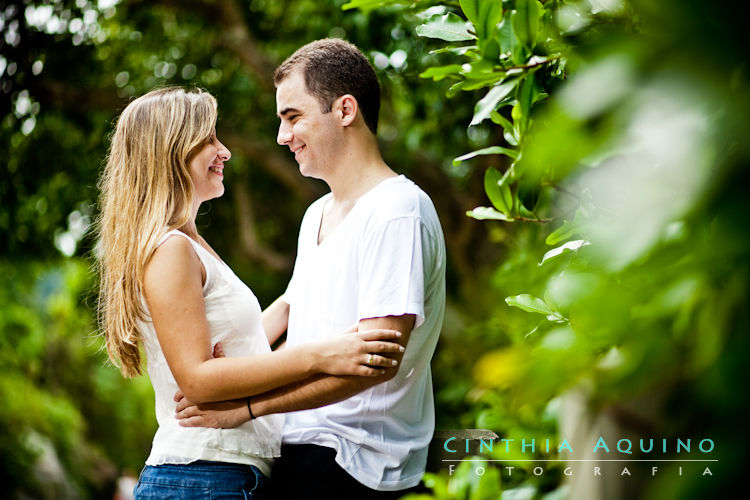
[137,229,282,476]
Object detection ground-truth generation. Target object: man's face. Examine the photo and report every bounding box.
[276,71,339,180]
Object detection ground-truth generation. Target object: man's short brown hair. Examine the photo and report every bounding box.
[275,38,380,135]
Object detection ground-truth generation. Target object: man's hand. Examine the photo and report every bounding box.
[174,390,251,428]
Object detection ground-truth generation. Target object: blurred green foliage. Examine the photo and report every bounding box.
[2,0,748,498]
[374,0,748,498]
[0,260,155,498]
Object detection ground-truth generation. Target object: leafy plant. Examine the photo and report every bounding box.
[352,0,750,497]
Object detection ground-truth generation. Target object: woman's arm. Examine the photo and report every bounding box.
[174,314,415,428]
[144,236,401,404]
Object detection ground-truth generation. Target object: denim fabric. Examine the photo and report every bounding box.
[134,461,267,500]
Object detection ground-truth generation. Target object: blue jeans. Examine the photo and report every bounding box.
[134,461,268,499]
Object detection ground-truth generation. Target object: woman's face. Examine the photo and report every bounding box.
[189,133,231,204]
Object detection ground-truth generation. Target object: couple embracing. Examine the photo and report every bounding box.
[97,39,445,499]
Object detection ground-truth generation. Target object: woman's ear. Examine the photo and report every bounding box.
[334,94,358,127]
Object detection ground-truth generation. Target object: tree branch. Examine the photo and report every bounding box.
[220,131,324,203]
[233,185,294,271]
[213,0,278,91]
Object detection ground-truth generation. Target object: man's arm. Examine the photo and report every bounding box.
[175,314,415,427]
[250,314,415,417]
[254,314,414,416]
[262,296,290,345]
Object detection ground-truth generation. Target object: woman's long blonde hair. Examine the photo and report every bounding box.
[96,87,217,377]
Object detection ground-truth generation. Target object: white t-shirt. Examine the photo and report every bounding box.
[282,175,446,491]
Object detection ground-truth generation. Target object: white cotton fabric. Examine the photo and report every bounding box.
[282,175,446,491]
[137,229,283,477]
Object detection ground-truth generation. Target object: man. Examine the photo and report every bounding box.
[178,39,446,497]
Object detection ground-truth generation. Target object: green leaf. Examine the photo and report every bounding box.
[415,6,448,20]
[546,218,583,245]
[513,0,542,49]
[478,0,504,41]
[505,294,555,315]
[416,13,476,42]
[459,0,480,27]
[481,38,501,62]
[470,79,519,126]
[497,18,514,54]
[461,74,507,90]
[466,206,514,221]
[539,240,591,266]
[460,0,504,42]
[518,204,535,218]
[419,64,464,81]
[429,45,478,56]
[446,73,507,96]
[483,167,513,214]
[447,80,471,97]
[460,59,495,75]
[342,0,404,11]
[544,290,560,312]
[504,129,519,146]
[516,70,537,139]
[453,146,518,166]
[490,110,514,132]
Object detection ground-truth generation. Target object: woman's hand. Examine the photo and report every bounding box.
[310,328,404,376]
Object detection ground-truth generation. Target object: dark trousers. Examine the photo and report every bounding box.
[270,443,424,499]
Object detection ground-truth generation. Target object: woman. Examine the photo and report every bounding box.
[96,87,403,499]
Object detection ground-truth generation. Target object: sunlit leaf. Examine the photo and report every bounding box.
[539,239,591,266]
[505,293,555,315]
[453,146,519,166]
[416,13,475,41]
[504,128,520,146]
[466,206,514,221]
[470,79,518,126]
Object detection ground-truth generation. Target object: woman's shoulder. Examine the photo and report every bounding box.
[144,233,203,291]
[156,231,195,253]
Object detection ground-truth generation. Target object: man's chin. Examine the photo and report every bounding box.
[298,164,322,180]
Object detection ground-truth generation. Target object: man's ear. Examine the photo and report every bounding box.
[334,94,358,127]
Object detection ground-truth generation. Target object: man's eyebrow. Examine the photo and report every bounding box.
[278,107,300,118]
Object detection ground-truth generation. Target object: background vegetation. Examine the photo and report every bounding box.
[1,0,747,498]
